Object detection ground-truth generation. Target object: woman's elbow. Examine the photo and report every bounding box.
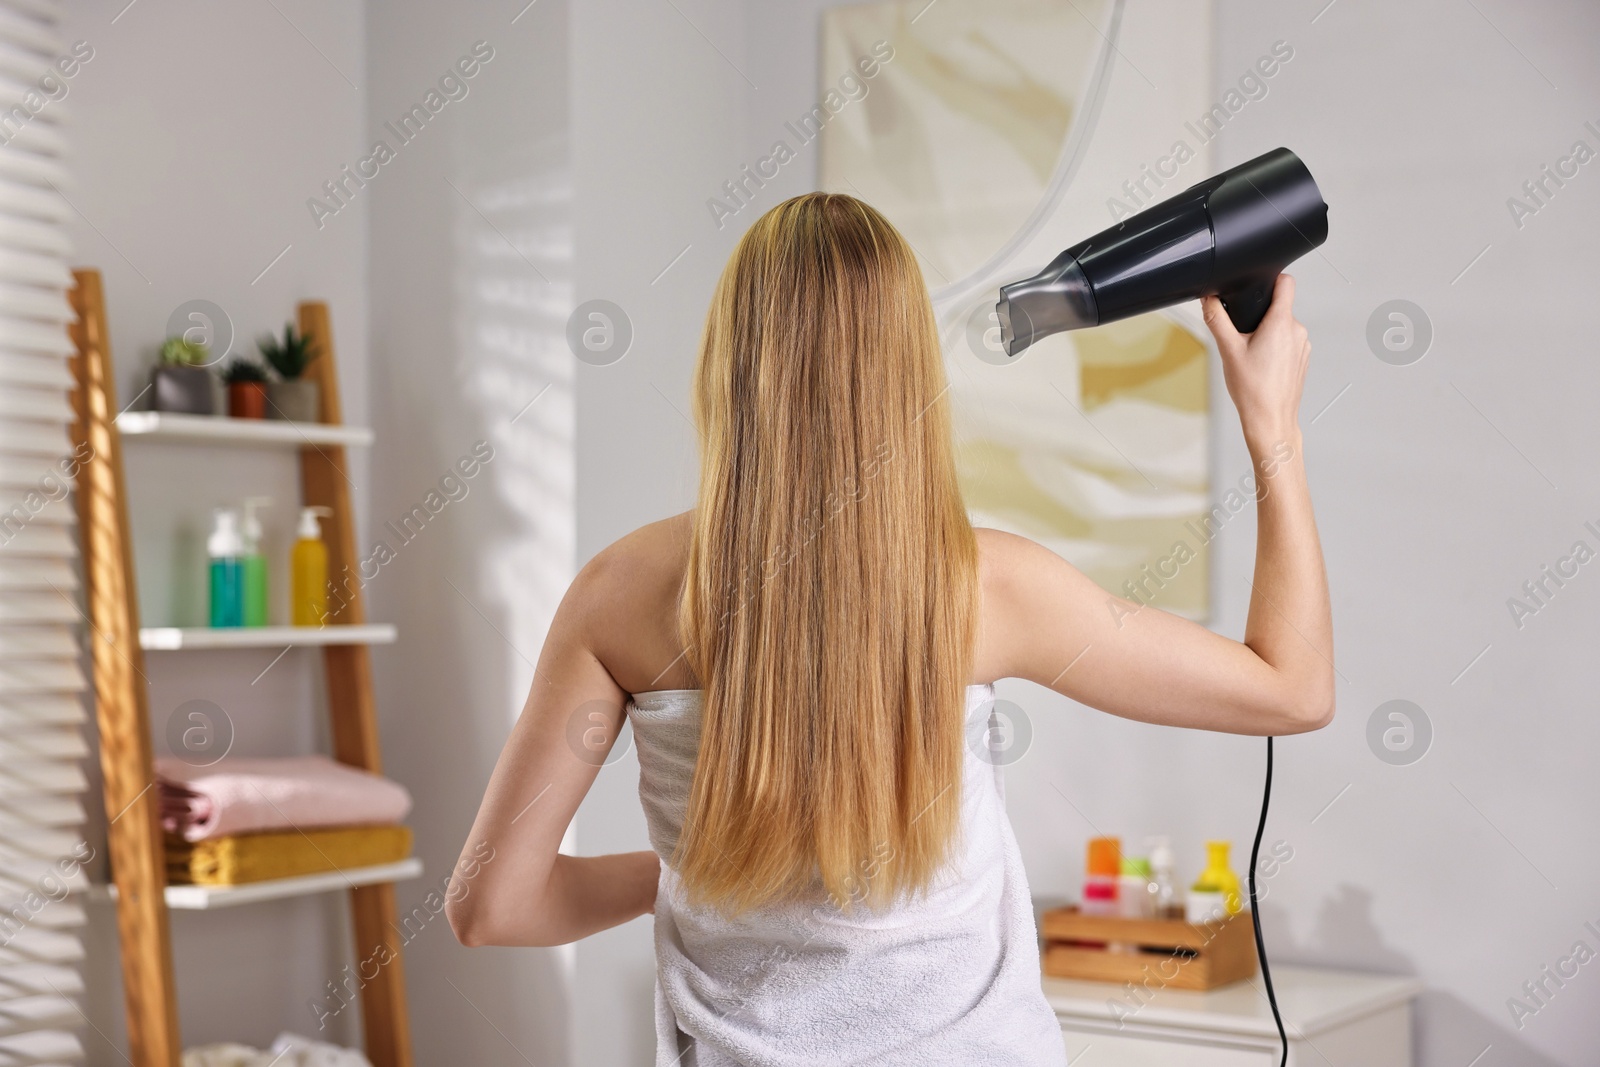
[1284,683,1335,733]
[447,896,488,947]
[447,893,568,948]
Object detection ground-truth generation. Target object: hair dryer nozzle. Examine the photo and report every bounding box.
[995,253,1098,356]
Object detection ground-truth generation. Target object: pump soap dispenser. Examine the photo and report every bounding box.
[207,508,245,628]
[240,497,271,627]
[1186,840,1244,923]
[291,505,332,627]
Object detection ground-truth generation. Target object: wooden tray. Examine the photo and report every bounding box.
[1040,906,1258,990]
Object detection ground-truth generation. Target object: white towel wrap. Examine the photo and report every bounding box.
[629,683,1067,1066]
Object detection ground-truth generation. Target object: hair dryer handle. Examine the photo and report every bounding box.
[1217,272,1279,333]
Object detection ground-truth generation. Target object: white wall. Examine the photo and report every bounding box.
[1200,2,1600,1063]
[363,1,574,1065]
[60,0,373,1057]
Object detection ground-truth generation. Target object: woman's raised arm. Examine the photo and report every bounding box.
[981,274,1334,736]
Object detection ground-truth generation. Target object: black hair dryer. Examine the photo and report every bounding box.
[996,147,1328,356]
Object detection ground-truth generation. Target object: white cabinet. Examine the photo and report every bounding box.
[1046,965,1422,1066]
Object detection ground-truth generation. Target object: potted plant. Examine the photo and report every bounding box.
[151,336,217,415]
[223,355,270,419]
[259,323,321,422]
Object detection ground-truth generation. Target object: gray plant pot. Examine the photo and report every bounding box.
[267,379,321,422]
[151,365,216,415]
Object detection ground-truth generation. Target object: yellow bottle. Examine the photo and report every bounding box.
[1188,840,1244,922]
[291,506,331,627]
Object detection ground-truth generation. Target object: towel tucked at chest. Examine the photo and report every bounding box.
[631,685,1069,1067]
[155,756,412,842]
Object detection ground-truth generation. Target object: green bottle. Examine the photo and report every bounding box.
[240,498,270,626]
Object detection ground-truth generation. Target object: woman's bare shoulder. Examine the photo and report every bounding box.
[971,526,1076,684]
[570,511,696,693]
[584,511,693,581]
[973,526,1054,589]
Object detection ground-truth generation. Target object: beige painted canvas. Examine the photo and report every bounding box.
[820,0,1213,619]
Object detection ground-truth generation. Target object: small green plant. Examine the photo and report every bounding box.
[222,356,269,384]
[160,336,210,366]
[257,323,319,380]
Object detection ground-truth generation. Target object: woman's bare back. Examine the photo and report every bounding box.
[580,511,1028,695]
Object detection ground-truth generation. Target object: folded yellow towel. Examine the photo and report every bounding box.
[165,824,412,886]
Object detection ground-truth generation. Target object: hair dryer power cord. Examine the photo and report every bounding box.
[1248,736,1288,1067]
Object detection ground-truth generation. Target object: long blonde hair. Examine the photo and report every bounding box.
[676,193,978,913]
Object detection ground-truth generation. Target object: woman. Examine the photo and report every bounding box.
[448,193,1332,1065]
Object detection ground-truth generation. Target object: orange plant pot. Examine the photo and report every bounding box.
[228,381,268,419]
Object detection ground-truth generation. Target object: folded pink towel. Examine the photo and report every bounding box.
[154,756,412,842]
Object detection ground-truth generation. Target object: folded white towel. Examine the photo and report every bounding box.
[181,1033,371,1067]
[630,684,1067,1066]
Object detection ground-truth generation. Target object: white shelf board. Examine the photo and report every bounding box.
[116,410,373,448]
[92,857,423,911]
[139,624,398,650]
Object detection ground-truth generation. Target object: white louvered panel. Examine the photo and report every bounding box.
[0,994,77,1040]
[0,791,80,827]
[0,863,84,902]
[0,629,77,658]
[0,287,69,323]
[0,2,85,1058]
[0,0,52,21]
[0,861,83,898]
[0,423,66,458]
[0,82,60,123]
[0,151,63,194]
[0,926,82,968]
[0,556,72,594]
[0,7,54,53]
[0,39,64,85]
[0,503,69,526]
[0,560,77,591]
[0,891,85,933]
[0,840,83,887]
[0,851,83,888]
[0,390,68,421]
[0,255,69,301]
[0,527,71,556]
[0,183,65,228]
[0,965,80,1000]
[0,730,83,762]
[0,219,62,259]
[0,43,65,94]
[0,1031,83,1067]
[0,660,82,692]
[0,594,77,624]
[0,355,70,390]
[0,763,87,799]
[0,819,81,859]
[0,316,71,355]
[0,121,62,165]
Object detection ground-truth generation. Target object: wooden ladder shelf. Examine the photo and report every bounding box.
[67,269,416,1067]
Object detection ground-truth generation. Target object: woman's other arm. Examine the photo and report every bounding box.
[446,548,660,948]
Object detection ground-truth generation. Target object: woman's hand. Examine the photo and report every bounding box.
[1202,274,1309,454]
